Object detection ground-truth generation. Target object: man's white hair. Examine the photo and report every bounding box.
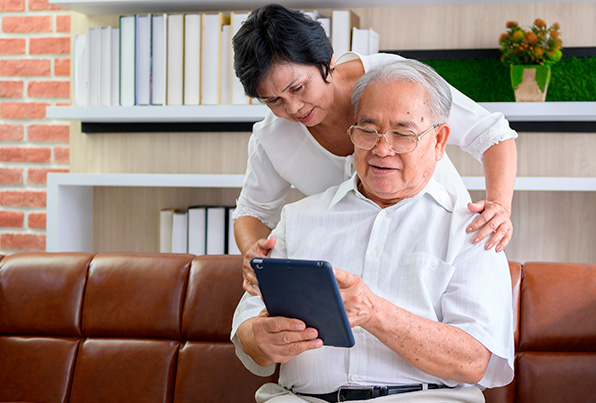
[352,59,452,123]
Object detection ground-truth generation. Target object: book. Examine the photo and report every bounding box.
[99,27,111,106]
[318,17,331,38]
[72,33,88,106]
[184,14,201,105]
[206,206,227,254]
[151,14,166,105]
[187,206,206,255]
[166,14,184,105]
[159,208,175,253]
[171,210,188,253]
[331,9,360,57]
[220,24,231,105]
[135,14,152,105]
[201,12,230,105]
[230,12,250,105]
[351,27,379,56]
[86,27,100,106]
[111,27,120,106]
[227,207,241,255]
[119,15,136,106]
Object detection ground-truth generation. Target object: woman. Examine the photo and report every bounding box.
[233,4,517,295]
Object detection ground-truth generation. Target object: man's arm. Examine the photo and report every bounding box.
[334,268,491,384]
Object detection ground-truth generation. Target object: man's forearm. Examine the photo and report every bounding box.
[482,138,517,213]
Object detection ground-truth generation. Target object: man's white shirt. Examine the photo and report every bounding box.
[231,174,514,394]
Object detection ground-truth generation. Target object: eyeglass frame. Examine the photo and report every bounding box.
[347,122,444,154]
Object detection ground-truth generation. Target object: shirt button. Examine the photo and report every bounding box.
[369,250,377,257]
[380,210,387,216]
[353,326,362,333]
[431,259,439,268]
[349,374,359,382]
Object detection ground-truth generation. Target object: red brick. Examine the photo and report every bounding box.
[27,124,69,142]
[28,80,70,98]
[0,124,24,141]
[0,0,25,12]
[30,37,70,55]
[55,101,70,107]
[0,190,46,207]
[0,80,23,98]
[0,38,26,55]
[27,167,69,185]
[0,59,51,77]
[28,212,46,229]
[2,16,51,33]
[0,102,48,119]
[56,15,70,32]
[0,146,52,163]
[53,145,69,164]
[0,211,24,228]
[0,167,24,185]
[54,58,70,76]
[29,0,63,11]
[1,233,46,251]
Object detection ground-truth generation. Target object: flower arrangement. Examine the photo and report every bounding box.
[499,19,563,65]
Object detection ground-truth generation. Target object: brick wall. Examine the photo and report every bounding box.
[0,0,70,253]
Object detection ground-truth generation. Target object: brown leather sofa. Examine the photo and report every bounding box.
[1,253,595,403]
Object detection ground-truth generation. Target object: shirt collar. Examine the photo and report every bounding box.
[329,173,455,213]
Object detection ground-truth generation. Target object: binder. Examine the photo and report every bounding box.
[201,12,230,105]
[119,15,136,106]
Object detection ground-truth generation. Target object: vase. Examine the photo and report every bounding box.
[510,64,551,102]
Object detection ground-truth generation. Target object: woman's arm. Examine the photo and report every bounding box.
[467,138,517,252]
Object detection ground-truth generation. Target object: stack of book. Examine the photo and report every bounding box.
[72,9,379,107]
[160,206,240,255]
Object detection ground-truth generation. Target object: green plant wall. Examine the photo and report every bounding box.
[422,56,596,102]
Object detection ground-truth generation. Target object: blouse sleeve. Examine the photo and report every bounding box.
[233,132,292,230]
[447,85,518,162]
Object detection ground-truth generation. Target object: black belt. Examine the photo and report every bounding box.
[298,384,450,402]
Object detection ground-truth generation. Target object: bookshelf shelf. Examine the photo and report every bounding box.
[47,173,596,252]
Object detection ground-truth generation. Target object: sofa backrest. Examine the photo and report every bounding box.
[0,253,275,403]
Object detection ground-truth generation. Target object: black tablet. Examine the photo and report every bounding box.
[251,257,355,348]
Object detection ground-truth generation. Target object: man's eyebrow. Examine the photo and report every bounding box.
[358,115,418,129]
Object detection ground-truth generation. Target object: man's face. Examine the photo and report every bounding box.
[353,80,449,207]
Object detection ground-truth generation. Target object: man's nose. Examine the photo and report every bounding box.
[372,134,396,156]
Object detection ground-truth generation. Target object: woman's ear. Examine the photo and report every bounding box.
[434,124,450,161]
[330,55,335,70]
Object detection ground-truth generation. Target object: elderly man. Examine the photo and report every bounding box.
[231,60,514,403]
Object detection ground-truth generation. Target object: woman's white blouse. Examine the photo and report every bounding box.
[234,52,518,229]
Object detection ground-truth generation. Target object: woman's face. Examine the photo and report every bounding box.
[256,61,335,127]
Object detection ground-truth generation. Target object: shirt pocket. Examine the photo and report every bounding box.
[394,252,455,321]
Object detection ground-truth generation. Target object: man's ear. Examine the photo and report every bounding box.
[434,124,450,161]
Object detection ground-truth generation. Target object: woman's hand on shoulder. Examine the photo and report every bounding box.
[242,237,277,296]
[467,200,512,253]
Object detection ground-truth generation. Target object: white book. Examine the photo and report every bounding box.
[368,28,379,55]
[220,24,231,105]
[135,14,151,105]
[331,9,360,57]
[302,10,323,20]
[171,210,188,253]
[166,14,184,105]
[187,206,206,255]
[159,208,174,253]
[119,15,136,106]
[184,14,201,105]
[318,17,331,38]
[230,12,250,105]
[86,27,100,106]
[99,27,111,106]
[206,206,226,254]
[73,33,88,106]
[151,14,166,105]
[201,12,230,105]
[351,27,369,55]
[227,207,240,255]
[111,27,120,106]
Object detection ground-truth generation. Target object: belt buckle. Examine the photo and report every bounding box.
[336,386,378,401]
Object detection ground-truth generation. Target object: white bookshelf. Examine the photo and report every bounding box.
[47,173,596,252]
[46,102,596,123]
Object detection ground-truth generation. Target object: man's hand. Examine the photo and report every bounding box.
[242,237,276,296]
[467,200,513,253]
[238,309,323,367]
[333,267,378,329]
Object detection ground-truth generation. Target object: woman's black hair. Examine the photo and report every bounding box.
[232,3,334,99]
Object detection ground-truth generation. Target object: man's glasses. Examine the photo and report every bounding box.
[347,123,442,154]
